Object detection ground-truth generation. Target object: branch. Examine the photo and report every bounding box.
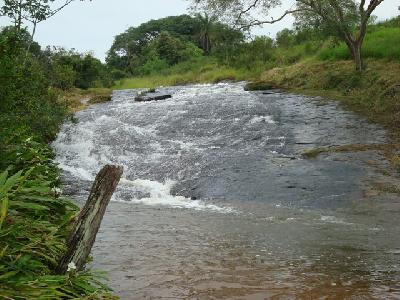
[357,0,384,43]
[365,0,384,17]
[236,0,261,23]
[47,0,76,19]
[23,0,79,25]
[237,9,303,29]
[359,0,366,16]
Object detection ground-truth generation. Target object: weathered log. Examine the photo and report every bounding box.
[56,165,123,274]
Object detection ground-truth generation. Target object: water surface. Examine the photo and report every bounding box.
[53,83,400,299]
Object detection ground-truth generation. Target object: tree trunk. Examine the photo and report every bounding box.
[352,41,363,72]
[344,37,364,72]
[56,165,123,274]
[16,0,23,35]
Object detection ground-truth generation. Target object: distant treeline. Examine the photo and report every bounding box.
[107,14,400,78]
[106,14,244,77]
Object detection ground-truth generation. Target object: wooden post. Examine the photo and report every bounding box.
[56,165,123,274]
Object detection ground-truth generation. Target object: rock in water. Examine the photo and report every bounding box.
[135,94,172,102]
[135,89,172,102]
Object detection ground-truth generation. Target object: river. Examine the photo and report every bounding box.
[53,83,400,299]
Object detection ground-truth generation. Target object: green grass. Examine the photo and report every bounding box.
[318,27,400,61]
[113,58,251,89]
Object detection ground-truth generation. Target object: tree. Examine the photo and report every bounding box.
[106,15,202,72]
[106,14,243,72]
[43,47,112,89]
[275,28,295,48]
[195,13,218,54]
[0,0,87,50]
[192,0,385,70]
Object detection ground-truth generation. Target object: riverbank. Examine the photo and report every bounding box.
[59,88,113,112]
[253,59,400,134]
[0,88,116,299]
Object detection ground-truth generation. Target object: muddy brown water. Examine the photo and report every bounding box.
[53,83,400,299]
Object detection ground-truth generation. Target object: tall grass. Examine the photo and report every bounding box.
[318,27,400,61]
[113,58,250,89]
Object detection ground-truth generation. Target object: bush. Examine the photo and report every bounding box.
[0,140,114,299]
[0,35,67,143]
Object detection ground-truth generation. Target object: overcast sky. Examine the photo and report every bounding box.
[0,0,398,61]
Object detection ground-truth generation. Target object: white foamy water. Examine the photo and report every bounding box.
[117,178,234,213]
[320,215,354,225]
[250,115,276,124]
[53,84,263,212]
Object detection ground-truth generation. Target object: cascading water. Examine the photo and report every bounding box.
[53,83,400,299]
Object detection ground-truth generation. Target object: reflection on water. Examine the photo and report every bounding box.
[53,84,400,299]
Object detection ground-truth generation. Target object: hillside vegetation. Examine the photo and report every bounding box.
[0,27,115,299]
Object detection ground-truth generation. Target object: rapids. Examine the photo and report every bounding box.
[53,83,400,299]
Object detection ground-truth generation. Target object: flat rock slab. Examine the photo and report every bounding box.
[135,94,172,102]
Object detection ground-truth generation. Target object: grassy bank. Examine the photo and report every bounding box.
[59,88,113,112]
[113,17,399,91]
[113,59,252,89]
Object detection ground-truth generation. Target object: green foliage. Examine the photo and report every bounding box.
[107,14,242,75]
[43,47,114,90]
[0,138,115,299]
[0,31,68,143]
[112,15,399,89]
[0,17,116,299]
[50,63,77,90]
[275,29,296,48]
[106,15,202,72]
